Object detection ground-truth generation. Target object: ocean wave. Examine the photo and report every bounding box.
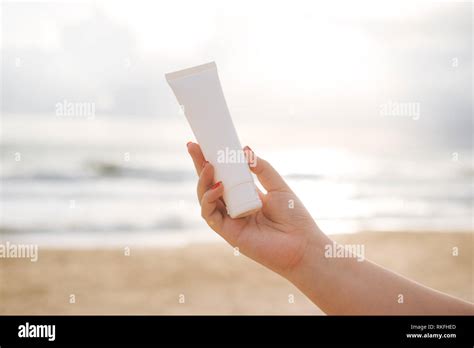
[87,161,192,181]
[0,215,188,235]
[1,161,194,182]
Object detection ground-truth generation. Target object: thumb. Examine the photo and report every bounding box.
[244,146,290,193]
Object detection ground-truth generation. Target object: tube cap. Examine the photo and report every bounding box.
[224,182,262,218]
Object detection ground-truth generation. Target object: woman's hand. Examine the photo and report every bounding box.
[186,142,328,280]
[187,141,474,315]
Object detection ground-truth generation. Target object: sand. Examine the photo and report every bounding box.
[0,232,472,314]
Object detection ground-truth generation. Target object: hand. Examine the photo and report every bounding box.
[186,142,328,279]
[187,142,474,315]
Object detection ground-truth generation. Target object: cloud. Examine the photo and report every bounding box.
[1,1,471,149]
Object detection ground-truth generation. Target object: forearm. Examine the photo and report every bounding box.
[287,232,474,315]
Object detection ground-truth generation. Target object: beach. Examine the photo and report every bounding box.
[1,231,472,315]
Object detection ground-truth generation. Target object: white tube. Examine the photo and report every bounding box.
[166,62,262,218]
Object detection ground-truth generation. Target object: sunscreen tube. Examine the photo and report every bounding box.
[166,62,262,218]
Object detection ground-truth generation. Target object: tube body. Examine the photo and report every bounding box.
[166,62,262,218]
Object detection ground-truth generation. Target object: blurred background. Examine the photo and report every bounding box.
[0,0,472,314]
[1,0,472,247]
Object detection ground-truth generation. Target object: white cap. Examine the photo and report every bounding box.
[224,181,262,218]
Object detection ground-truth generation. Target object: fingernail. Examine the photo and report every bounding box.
[211,181,222,190]
[202,160,209,168]
[186,141,193,147]
[244,146,257,167]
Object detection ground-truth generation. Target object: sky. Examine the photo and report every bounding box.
[1,0,472,149]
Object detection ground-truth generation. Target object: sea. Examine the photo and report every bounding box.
[1,113,472,248]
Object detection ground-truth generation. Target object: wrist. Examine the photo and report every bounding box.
[285,227,331,286]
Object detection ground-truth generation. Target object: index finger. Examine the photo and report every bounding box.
[187,142,206,176]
